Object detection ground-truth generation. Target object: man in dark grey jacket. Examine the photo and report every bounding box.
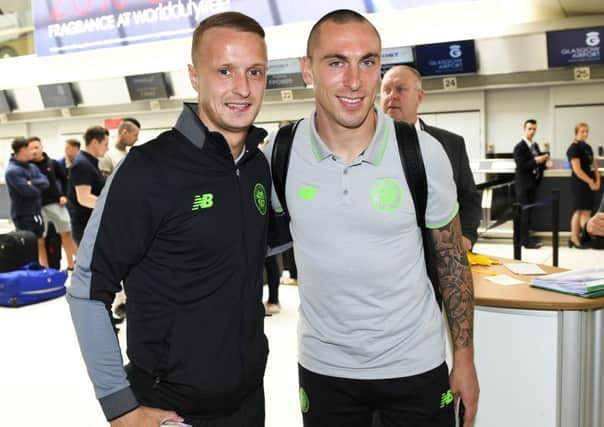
[381,65,481,250]
[4,137,49,264]
[67,11,270,427]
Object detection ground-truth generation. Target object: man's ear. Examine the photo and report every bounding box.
[188,64,199,93]
[301,56,314,86]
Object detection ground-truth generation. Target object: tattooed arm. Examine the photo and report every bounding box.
[432,214,479,426]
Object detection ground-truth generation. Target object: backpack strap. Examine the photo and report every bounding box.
[394,121,442,308]
[271,120,301,216]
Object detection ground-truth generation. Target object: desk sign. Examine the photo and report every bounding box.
[0,90,13,113]
[574,66,591,80]
[547,27,603,68]
[125,73,170,101]
[267,58,305,90]
[380,46,414,76]
[280,89,293,102]
[443,76,458,90]
[39,82,77,108]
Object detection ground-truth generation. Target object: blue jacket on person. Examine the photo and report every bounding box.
[5,156,49,219]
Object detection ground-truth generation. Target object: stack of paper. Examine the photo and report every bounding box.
[531,267,604,298]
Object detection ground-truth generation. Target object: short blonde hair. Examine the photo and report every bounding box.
[574,122,589,136]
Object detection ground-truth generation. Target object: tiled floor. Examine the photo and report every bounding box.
[0,240,601,426]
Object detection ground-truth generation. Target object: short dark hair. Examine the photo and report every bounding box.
[119,117,141,132]
[191,12,265,66]
[121,117,141,129]
[83,126,109,146]
[306,9,380,57]
[524,119,537,128]
[26,136,41,144]
[11,137,29,154]
[65,139,81,149]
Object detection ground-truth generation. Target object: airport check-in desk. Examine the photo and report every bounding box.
[472,159,604,232]
[447,259,604,427]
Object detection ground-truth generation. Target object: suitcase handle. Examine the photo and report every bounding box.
[20,262,46,271]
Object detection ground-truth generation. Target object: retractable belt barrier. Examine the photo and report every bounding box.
[512,190,561,266]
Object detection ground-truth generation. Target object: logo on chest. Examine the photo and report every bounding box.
[297,185,318,201]
[192,193,214,211]
[254,183,267,215]
[370,178,403,212]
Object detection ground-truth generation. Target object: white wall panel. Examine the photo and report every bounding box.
[553,105,604,159]
[476,33,547,75]
[485,87,551,153]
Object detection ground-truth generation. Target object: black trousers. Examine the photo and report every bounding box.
[184,386,264,427]
[265,254,280,303]
[298,363,455,427]
[516,186,536,244]
[71,219,87,246]
[282,248,297,279]
[126,364,264,427]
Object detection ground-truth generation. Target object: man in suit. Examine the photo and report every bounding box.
[513,119,549,249]
[381,65,481,251]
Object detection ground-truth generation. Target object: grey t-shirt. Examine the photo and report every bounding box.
[264,110,458,379]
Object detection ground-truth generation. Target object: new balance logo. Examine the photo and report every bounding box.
[192,193,214,211]
[440,389,454,408]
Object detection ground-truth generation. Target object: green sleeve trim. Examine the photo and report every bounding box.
[426,203,459,229]
[274,207,284,214]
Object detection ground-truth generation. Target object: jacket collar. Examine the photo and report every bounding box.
[174,102,267,156]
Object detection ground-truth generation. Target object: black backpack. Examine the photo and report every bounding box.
[270,120,442,307]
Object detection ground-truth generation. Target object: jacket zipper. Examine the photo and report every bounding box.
[235,154,249,390]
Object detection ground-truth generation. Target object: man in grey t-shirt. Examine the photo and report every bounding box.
[264,9,479,427]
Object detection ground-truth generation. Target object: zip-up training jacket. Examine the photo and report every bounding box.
[67,103,270,421]
[5,156,49,219]
[33,152,69,206]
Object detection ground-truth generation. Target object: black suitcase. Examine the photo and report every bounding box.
[45,223,62,270]
[0,230,38,273]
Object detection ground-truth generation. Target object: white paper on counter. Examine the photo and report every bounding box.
[503,263,546,275]
[485,274,526,286]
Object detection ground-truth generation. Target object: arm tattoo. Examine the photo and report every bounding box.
[432,215,474,350]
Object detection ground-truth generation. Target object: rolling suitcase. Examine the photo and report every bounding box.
[0,230,38,273]
[0,262,67,307]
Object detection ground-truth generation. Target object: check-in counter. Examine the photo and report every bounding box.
[461,258,604,427]
[472,159,604,232]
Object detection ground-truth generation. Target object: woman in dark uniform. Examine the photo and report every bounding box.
[567,122,601,248]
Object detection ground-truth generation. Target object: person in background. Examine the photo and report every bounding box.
[513,119,549,249]
[381,65,481,251]
[58,138,81,176]
[264,9,478,427]
[264,255,281,315]
[99,117,141,176]
[4,137,49,264]
[567,122,600,248]
[99,118,141,320]
[29,137,78,270]
[68,11,270,427]
[67,126,108,245]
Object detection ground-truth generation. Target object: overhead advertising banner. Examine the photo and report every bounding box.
[547,27,603,68]
[33,0,469,57]
[414,40,477,77]
[266,58,304,90]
